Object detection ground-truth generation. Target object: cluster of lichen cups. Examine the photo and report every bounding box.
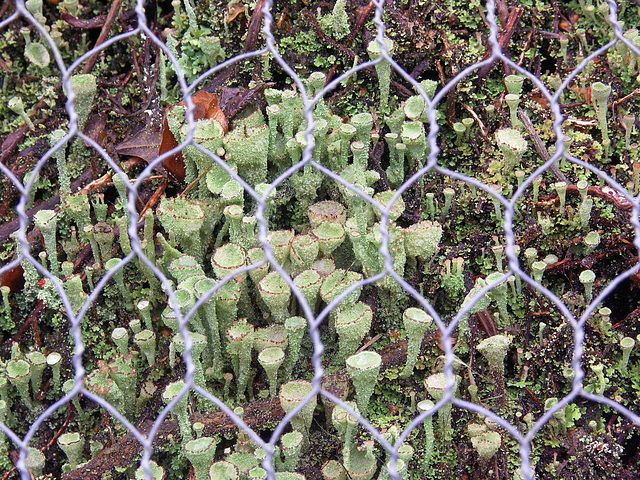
[5,0,640,474]
[12,62,632,479]
[2,67,461,478]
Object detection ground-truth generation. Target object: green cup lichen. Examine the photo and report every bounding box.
[400,307,433,378]
[226,319,254,400]
[345,351,381,413]
[162,380,191,442]
[424,373,459,440]
[184,436,219,480]
[335,302,373,362]
[279,380,317,439]
[258,346,285,397]
[258,272,291,323]
[477,335,512,407]
[58,432,83,470]
[470,431,501,467]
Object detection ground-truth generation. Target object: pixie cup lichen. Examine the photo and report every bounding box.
[134,329,157,368]
[477,335,512,407]
[424,372,459,440]
[470,431,501,467]
[284,316,306,379]
[279,380,317,439]
[417,399,435,467]
[290,235,320,274]
[157,197,206,261]
[403,220,442,263]
[210,460,239,480]
[345,351,381,414]
[579,269,596,304]
[58,432,84,470]
[620,336,635,374]
[293,269,322,311]
[320,269,363,308]
[67,73,97,134]
[8,96,35,130]
[591,81,611,142]
[335,302,373,362]
[6,359,32,408]
[312,222,346,257]
[400,307,433,378]
[184,436,219,480]
[211,243,247,280]
[496,128,527,176]
[34,209,59,275]
[279,430,304,471]
[226,319,254,400]
[25,351,46,394]
[322,459,346,480]
[258,272,291,323]
[162,380,192,442]
[258,346,285,397]
[134,460,165,480]
[172,332,207,388]
[367,37,394,115]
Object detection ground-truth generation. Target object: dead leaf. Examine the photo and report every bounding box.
[0,264,24,292]
[116,92,229,185]
[115,126,163,164]
[584,85,592,105]
[158,115,185,183]
[82,113,108,148]
[530,93,549,109]
[218,84,270,120]
[177,91,228,133]
[434,329,456,351]
[227,1,245,24]
[115,116,185,183]
[1,124,29,163]
[156,91,228,184]
[60,11,107,29]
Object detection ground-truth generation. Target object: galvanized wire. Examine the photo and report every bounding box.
[0,0,638,479]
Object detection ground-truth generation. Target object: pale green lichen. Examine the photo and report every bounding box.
[279,380,316,439]
[345,351,381,413]
[470,431,501,466]
[495,128,527,176]
[424,373,459,440]
[34,210,59,276]
[258,272,291,323]
[67,74,97,133]
[335,302,373,362]
[400,307,433,378]
[58,432,83,470]
[258,346,285,397]
[226,319,254,400]
[184,436,219,480]
[367,37,394,115]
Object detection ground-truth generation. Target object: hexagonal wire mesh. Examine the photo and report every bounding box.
[1,0,640,478]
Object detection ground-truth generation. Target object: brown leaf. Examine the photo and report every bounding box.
[177,91,228,134]
[60,11,107,29]
[158,115,185,183]
[218,84,270,120]
[227,1,245,24]
[156,92,228,184]
[1,124,28,163]
[116,92,228,185]
[82,113,108,148]
[115,126,163,164]
[0,264,24,292]
[115,117,185,184]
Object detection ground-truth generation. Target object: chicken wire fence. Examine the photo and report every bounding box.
[1,0,640,478]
